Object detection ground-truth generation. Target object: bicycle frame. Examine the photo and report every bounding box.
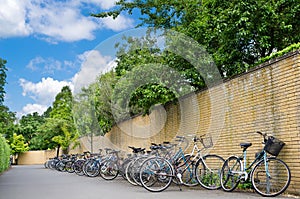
[231,149,270,182]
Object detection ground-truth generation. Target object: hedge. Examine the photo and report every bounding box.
[0,136,10,173]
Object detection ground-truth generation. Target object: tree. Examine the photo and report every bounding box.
[30,86,79,155]
[48,118,79,154]
[18,112,45,148]
[50,86,73,121]
[49,86,78,155]
[74,72,117,137]
[9,133,29,155]
[0,58,7,105]
[93,0,300,77]
[9,133,29,164]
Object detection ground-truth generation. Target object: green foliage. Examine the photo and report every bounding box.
[9,133,29,155]
[0,135,10,173]
[30,118,62,150]
[30,86,78,153]
[50,119,79,154]
[74,72,116,136]
[93,0,300,77]
[18,112,45,148]
[238,179,253,190]
[88,1,300,136]
[0,58,7,105]
[255,42,300,66]
[0,105,16,136]
[50,86,73,121]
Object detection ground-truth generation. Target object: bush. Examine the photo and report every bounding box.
[255,43,300,66]
[0,136,11,173]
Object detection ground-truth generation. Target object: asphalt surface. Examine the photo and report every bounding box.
[0,165,296,199]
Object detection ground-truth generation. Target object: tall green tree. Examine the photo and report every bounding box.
[8,133,29,164]
[49,86,78,154]
[93,0,300,77]
[50,86,73,121]
[31,86,78,154]
[18,112,45,147]
[0,58,7,104]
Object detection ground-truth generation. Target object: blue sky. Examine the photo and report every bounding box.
[0,0,139,117]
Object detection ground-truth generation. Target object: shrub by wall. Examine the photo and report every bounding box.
[0,136,10,173]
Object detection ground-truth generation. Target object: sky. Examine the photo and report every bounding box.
[0,0,139,118]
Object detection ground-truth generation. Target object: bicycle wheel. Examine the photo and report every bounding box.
[65,161,74,173]
[73,159,85,176]
[99,160,119,180]
[132,156,148,186]
[125,160,138,186]
[140,157,173,192]
[119,158,132,180]
[56,161,66,172]
[251,157,291,197]
[220,156,242,192]
[83,159,100,177]
[195,154,225,189]
[176,155,199,187]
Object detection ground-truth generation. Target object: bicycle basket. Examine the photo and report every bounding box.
[201,136,213,149]
[264,136,285,156]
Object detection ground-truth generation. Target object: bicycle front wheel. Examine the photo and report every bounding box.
[251,157,291,197]
[83,159,100,177]
[177,155,199,187]
[99,160,119,180]
[195,154,225,189]
[220,156,242,192]
[140,157,173,192]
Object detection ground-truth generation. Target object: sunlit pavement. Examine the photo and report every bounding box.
[0,165,294,199]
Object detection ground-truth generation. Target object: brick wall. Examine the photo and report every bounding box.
[81,50,300,195]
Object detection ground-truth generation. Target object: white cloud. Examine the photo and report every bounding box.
[26,1,99,42]
[101,15,135,31]
[19,77,73,107]
[19,50,117,115]
[81,0,117,10]
[0,0,134,42]
[72,50,116,93]
[0,0,32,37]
[26,56,64,74]
[22,104,48,115]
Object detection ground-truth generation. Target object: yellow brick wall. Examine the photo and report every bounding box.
[81,50,300,195]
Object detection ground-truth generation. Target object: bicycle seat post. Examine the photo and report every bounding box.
[240,142,252,172]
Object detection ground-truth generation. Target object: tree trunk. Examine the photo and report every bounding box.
[56,145,60,158]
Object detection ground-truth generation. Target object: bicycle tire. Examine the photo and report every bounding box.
[120,158,132,180]
[65,161,75,173]
[99,160,119,180]
[83,159,100,177]
[56,161,66,172]
[251,157,291,197]
[139,157,173,192]
[132,156,148,186]
[125,160,138,186]
[73,159,85,176]
[176,155,199,187]
[220,156,242,192]
[195,154,225,189]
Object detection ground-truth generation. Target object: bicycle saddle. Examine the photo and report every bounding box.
[240,142,252,150]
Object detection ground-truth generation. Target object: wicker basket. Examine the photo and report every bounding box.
[264,136,285,156]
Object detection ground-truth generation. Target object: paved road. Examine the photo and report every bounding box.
[0,165,295,199]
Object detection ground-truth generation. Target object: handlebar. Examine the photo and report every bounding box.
[256,131,272,143]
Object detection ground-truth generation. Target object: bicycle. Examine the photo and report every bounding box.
[220,131,291,197]
[186,135,225,189]
[139,135,224,192]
